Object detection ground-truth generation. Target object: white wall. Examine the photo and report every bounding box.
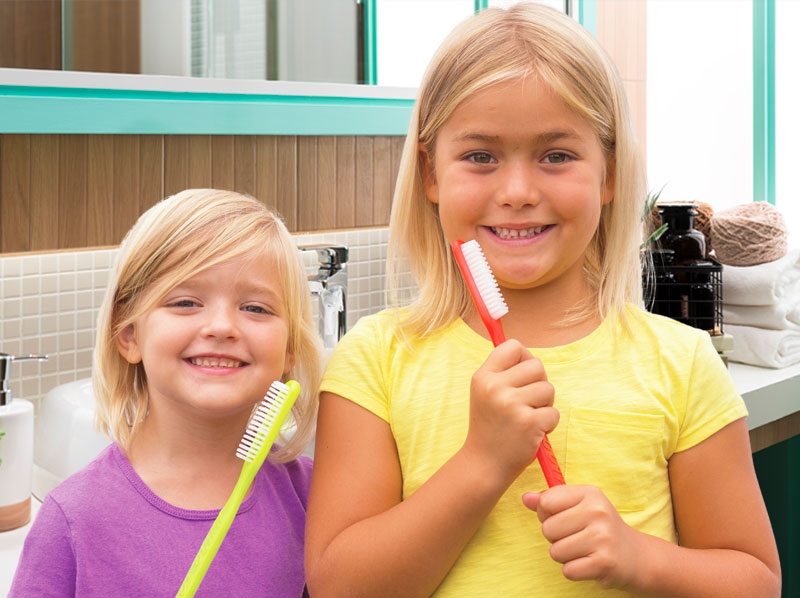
[647,0,753,212]
[648,0,797,248]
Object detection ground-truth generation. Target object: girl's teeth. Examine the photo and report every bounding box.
[491,226,545,239]
[190,357,242,368]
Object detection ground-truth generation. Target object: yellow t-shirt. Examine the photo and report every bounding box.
[320,305,748,597]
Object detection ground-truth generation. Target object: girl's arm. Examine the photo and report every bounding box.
[305,340,559,598]
[526,418,781,597]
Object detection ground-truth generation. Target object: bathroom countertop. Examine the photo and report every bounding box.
[0,498,40,598]
[730,361,800,429]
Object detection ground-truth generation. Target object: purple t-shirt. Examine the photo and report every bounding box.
[10,444,312,597]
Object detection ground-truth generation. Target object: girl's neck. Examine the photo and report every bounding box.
[466,274,602,348]
[126,406,253,510]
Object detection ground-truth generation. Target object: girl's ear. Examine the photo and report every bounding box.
[282,349,295,376]
[601,160,616,205]
[419,142,439,204]
[116,323,142,364]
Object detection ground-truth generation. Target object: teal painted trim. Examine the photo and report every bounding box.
[474,0,488,13]
[578,0,597,37]
[364,0,377,85]
[753,0,776,205]
[0,86,414,135]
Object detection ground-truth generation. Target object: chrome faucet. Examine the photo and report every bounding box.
[298,245,348,353]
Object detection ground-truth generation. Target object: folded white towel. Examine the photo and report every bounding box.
[726,323,800,368]
[722,248,800,305]
[723,302,800,330]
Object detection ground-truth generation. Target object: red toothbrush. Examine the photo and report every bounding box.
[452,239,565,487]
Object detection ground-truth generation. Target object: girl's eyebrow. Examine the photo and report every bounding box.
[452,130,583,144]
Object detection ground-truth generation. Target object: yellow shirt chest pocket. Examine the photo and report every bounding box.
[565,407,668,513]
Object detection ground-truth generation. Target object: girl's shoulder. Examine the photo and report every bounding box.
[260,454,314,509]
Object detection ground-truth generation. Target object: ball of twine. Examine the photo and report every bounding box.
[710,202,787,266]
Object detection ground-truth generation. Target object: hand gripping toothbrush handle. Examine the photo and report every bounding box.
[452,239,565,487]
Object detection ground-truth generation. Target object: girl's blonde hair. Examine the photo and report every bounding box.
[93,189,322,462]
[389,3,646,337]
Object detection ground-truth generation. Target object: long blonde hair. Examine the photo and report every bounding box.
[93,189,322,462]
[388,3,646,337]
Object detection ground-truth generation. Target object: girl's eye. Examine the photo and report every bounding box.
[466,152,495,165]
[243,305,272,315]
[169,299,198,308]
[543,152,571,164]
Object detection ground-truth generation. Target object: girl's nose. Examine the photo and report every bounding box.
[201,305,240,339]
[497,162,540,209]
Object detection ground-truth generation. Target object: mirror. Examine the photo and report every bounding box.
[2,0,568,90]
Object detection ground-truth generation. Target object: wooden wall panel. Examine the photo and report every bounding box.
[317,137,336,231]
[211,136,235,191]
[234,136,257,197]
[139,135,163,212]
[276,136,298,230]
[335,137,356,228]
[113,135,140,243]
[164,136,189,198]
[355,137,374,227]
[59,136,88,249]
[0,1,61,70]
[298,137,318,231]
[373,137,392,224]
[188,136,212,189]
[255,137,277,211]
[0,135,31,253]
[30,135,60,250]
[87,136,114,247]
[71,0,139,74]
[0,133,405,253]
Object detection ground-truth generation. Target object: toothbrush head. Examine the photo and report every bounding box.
[236,379,301,464]
[452,239,508,346]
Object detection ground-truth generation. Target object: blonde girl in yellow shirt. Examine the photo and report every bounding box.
[305,4,780,597]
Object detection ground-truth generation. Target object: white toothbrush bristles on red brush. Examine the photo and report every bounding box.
[452,239,566,487]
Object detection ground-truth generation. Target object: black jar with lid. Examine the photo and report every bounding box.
[657,203,707,265]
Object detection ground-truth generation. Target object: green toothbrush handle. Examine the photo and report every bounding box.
[175,476,252,598]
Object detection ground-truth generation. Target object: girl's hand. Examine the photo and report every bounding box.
[522,485,643,590]
[463,339,559,484]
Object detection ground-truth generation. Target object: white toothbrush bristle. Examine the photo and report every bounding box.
[236,380,291,462]
[460,240,509,320]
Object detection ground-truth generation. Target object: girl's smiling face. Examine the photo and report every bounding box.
[117,254,293,419]
[423,77,613,296]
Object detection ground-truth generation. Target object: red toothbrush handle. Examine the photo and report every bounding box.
[536,435,565,487]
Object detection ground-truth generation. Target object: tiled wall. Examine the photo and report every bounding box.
[1,226,413,413]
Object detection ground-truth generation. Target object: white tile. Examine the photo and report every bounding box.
[41,294,59,314]
[41,374,60,396]
[22,378,39,399]
[76,348,93,370]
[22,276,40,296]
[76,251,94,271]
[59,273,76,292]
[2,257,21,277]
[76,290,93,310]
[22,316,40,336]
[77,310,95,330]
[21,336,40,355]
[77,271,93,290]
[59,293,76,312]
[58,352,75,372]
[2,277,21,298]
[40,254,59,274]
[22,295,40,317]
[3,319,21,339]
[3,298,21,319]
[40,274,58,294]
[41,314,58,334]
[77,330,93,351]
[59,312,77,331]
[58,252,76,270]
[20,256,41,276]
[40,335,58,356]
[93,269,110,290]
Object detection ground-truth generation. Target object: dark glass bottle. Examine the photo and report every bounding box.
[649,249,681,320]
[686,260,716,332]
[657,203,706,265]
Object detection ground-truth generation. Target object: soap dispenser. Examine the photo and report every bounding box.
[0,353,47,531]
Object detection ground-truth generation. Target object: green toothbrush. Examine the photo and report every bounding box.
[175,379,301,597]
